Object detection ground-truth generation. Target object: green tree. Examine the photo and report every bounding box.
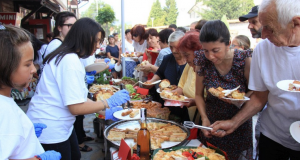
[147,0,166,27]
[199,0,254,20]
[80,0,101,19]
[164,0,178,25]
[96,3,116,36]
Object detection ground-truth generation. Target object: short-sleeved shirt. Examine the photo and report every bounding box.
[27,53,88,144]
[133,40,147,53]
[0,95,44,159]
[249,39,300,151]
[178,63,195,98]
[154,47,172,67]
[155,54,186,85]
[106,45,119,60]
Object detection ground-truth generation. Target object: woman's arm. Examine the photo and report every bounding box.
[107,52,119,61]
[68,99,108,115]
[194,66,212,138]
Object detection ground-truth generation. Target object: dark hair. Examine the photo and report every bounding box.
[0,24,31,88]
[234,35,251,50]
[113,32,118,36]
[131,24,146,41]
[125,29,131,35]
[44,18,105,65]
[108,35,115,44]
[195,19,207,31]
[24,30,45,61]
[169,24,177,29]
[177,31,202,52]
[147,28,158,37]
[200,20,230,45]
[46,32,53,39]
[53,11,77,37]
[158,28,174,44]
[175,27,186,33]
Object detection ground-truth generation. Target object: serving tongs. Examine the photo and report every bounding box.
[222,85,240,96]
[120,83,132,109]
[183,121,212,131]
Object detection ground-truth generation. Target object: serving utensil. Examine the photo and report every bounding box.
[222,85,240,96]
[183,121,212,131]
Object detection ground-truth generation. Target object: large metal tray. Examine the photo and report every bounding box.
[104,118,190,150]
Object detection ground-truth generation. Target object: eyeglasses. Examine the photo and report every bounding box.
[62,24,73,28]
[230,44,238,48]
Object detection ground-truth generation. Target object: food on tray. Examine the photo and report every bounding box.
[129,110,139,118]
[130,92,146,100]
[114,77,137,86]
[288,80,300,91]
[130,100,170,120]
[121,109,133,116]
[107,122,187,150]
[159,79,171,90]
[153,147,225,160]
[93,89,114,101]
[160,90,186,101]
[208,87,245,100]
[162,85,178,91]
[89,84,117,93]
[122,52,137,57]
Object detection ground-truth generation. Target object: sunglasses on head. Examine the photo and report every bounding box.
[132,34,138,37]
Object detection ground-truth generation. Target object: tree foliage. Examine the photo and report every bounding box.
[164,0,178,25]
[199,0,254,20]
[80,0,101,19]
[96,4,115,25]
[147,0,166,27]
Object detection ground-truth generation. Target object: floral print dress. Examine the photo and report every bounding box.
[194,49,253,160]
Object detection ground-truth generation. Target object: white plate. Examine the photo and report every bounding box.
[156,88,162,93]
[277,80,300,92]
[139,80,161,86]
[290,121,300,143]
[121,53,138,59]
[85,62,107,73]
[113,109,140,120]
[222,96,250,101]
[161,95,189,102]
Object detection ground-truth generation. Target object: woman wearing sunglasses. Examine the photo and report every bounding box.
[42,11,77,59]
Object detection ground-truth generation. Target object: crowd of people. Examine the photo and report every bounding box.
[1,0,300,160]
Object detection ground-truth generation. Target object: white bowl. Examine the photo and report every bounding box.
[114,64,122,72]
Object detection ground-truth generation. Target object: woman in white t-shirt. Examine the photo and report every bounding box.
[27,18,130,160]
[42,11,77,59]
[123,29,134,53]
[131,24,148,60]
[0,24,61,160]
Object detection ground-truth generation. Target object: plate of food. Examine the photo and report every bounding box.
[160,90,189,102]
[121,52,138,59]
[140,80,161,86]
[277,80,300,92]
[290,121,300,143]
[208,86,250,102]
[113,109,140,120]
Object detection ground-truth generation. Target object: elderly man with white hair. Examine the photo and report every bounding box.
[210,0,300,159]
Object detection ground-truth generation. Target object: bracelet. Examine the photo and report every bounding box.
[34,155,42,160]
[101,100,109,109]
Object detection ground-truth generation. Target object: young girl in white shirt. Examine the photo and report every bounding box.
[26,18,130,160]
[0,24,61,160]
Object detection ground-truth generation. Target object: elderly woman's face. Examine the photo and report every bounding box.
[259,9,294,47]
[181,49,195,68]
[170,41,182,60]
[201,41,229,65]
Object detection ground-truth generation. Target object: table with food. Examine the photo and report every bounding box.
[89,76,230,160]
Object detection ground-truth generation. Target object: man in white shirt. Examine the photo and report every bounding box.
[211,0,300,159]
